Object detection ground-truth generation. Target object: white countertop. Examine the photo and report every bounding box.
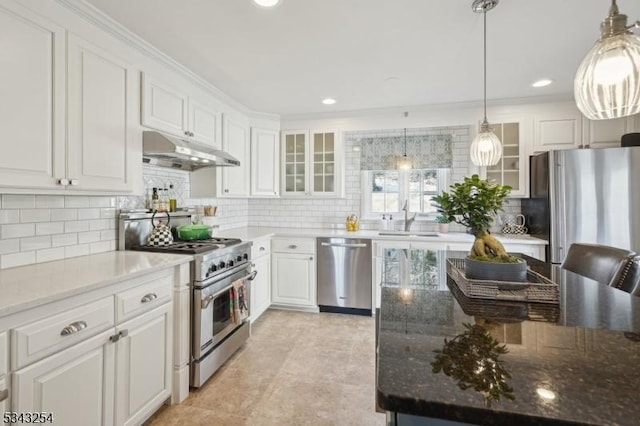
[214,226,548,245]
[0,251,192,317]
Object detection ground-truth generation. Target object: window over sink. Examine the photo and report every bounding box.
[361,168,450,220]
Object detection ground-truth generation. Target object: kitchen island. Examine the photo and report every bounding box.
[376,252,640,426]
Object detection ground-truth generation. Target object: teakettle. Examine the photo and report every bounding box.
[147,211,174,246]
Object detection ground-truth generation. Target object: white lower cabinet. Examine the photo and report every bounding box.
[6,268,178,426]
[0,376,8,421]
[250,254,271,322]
[271,252,316,309]
[115,304,172,426]
[13,329,116,426]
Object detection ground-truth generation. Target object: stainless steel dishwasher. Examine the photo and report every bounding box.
[317,237,372,315]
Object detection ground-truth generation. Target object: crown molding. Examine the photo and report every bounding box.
[281,93,575,122]
[55,0,280,121]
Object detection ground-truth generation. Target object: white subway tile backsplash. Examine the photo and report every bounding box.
[89,219,113,231]
[100,208,117,219]
[36,222,65,236]
[20,209,51,223]
[1,251,35,269]
[51,209,78,221]
[0,210,20,224]
[65,244,90,258]
[90,197,115,208]
[65,220,90,233]
[0,239,20,255]
[89,241,111,254]
[100,229,117,241]
[35,195,65,208]
[20,236,51,252]
[64,196,90,208]
[1,224,35,239]
[77,208,100,220]
[36,247,65,263]
[2,195,35,209]
[78,231,101,244]
[52,233,78,247]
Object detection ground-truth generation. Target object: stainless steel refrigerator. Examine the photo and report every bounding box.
[521,147,640,264]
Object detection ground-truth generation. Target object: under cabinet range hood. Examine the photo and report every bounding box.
[142,131,240,171]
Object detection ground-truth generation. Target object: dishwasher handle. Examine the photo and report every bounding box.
[320,242,368,249]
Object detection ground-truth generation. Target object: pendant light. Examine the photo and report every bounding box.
[469,0,502,167]
[397,112,412,170]
[397,128,412,170]
[574,0,640,120]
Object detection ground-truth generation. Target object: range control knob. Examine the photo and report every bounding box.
[243,253,249,260]
[209,264,218,273]
[218,261,226,269]
[236,255,243,262]
[228,260,235,267]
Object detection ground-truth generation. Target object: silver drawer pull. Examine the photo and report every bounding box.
[141,293,158,303]
[0,389,8,402]
[288,244,297,249]
[320,242,367,248]
[259,246,265,251]
[60,321,88,336]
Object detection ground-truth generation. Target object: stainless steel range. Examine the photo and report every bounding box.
[119,211,255,387]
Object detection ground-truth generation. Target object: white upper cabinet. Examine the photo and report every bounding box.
[188,99,221,149]
[221,113,250,197]
[484,118,528,197]
[250,127,280,197]
[534,109,583,151]
[281,130,343,197]
[0,2,65,190]
[141,72,221,148]
[582,116,634,149]
[67,34,135,192]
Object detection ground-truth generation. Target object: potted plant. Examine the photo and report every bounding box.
[435,215,450,234]
[432,174,527,282]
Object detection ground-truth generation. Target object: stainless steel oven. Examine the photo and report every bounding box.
[119,210,255,388]
[192,264,256,386]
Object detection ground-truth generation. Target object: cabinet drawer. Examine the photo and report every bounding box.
[12,297,114,370]
[0,332,6,377]
[272,238,315,254]
[115,274,172,323]
[251,237,271,259]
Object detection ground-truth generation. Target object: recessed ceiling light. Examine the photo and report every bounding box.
[253,0,280,7]
[322,98,336,105]
[532,79,553,88]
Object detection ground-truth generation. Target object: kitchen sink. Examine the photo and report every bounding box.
[377,230,439,237]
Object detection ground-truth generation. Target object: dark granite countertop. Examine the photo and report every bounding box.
[376,251,640,426]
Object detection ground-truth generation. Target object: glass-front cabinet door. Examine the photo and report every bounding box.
[312,131,335,194]
[283,131,307,194]
[281,129,342,197]
[483,119,527,197]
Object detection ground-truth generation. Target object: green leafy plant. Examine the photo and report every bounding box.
[431,323,515,406]
[435,215,450,224]
[432,174,516,261]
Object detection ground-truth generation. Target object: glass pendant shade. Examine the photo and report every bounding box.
[397,155,412,170]
[470,123,502,166]
[575,33,640,119]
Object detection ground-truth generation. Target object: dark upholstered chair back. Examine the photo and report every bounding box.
[611,255,640,297]
[561,243,636,286]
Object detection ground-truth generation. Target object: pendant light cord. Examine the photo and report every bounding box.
[483,2,488,123]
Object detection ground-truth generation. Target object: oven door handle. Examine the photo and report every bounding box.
[201,271,258,309]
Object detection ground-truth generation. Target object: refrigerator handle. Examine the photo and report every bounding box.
[550,152,566,263]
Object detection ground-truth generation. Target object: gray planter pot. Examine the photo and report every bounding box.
[465,257,527,282]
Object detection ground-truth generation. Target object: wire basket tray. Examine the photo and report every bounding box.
[446,258,559,304]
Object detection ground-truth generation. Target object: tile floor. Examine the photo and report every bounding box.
[146,309,385,425]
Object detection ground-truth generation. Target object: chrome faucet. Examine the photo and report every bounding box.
[402,200,416,232]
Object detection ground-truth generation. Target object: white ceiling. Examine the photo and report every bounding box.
[85,0,640,116]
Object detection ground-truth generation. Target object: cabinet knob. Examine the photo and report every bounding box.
[288,244,297,249]
[57,178,69,186]
[184,131,190,136]
[69,179,80,186]
[309,256,314,261]
[224,189,229,193]
[259,247,265,251]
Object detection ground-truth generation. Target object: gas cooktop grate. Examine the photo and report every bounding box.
[132,237,242,254]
